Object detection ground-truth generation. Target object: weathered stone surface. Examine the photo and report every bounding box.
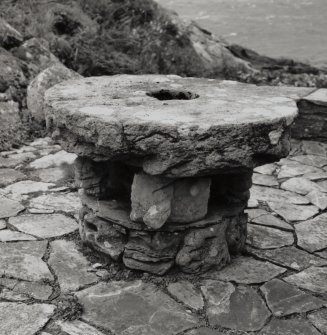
[167,281,204,310]
[0,195,25,218]
[185,328,224,335]
[250,185,309,205]
[0,18,23,49]
[260,279,324,316]
[0,168,25,187]
[55,320,105,335]
[9,213,77,238]
[0,241,53,281]
[295,213,327,252]
[0,152,36,168]
[252,173,279,187]
[29,192,80,213]
[258,319,321,335]
[308,309,327,335]
[5,180,55,194]
[76,281,199,334]
[201,280,270,332]
[0,229,36,242]
[247,224,294,249]
[0,219,6,229]
[27,64,82,125]
[226,213,248,255]
[268,201,319,222]
[29,150,77,169]
[123,230,181,275]
[0,302,55,335]
[303,170,327,181]
[290,154,327,168]
[277,160,321,179]
[32,167,67,183]
[48,240,97,292]
[307,190,327,210]
[251,213,293,230]
[203,257,286,284]
[246,208,268,220]
[254,163,276,175]
[284,266,327,294]
[302,140,327,156]
[281,177,325,195]
[176,224,230,274]
[45,76,296,177]
[249,246,327,271]
[316,250,327,259]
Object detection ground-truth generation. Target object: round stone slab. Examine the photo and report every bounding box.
[45,75,298,177]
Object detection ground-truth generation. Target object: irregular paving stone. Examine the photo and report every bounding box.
[245,208,268,221]
[316,250,327,259]
[281,177,324,195]
[48,240,98,292]
[248,246,327,271]
[303,170,327,181]
[167,281,204,310]
[31,167,67,183]
[203,256,286,284]
[5,180,55,194]
[295,213,327,252]
[0,302,55,335]
[0,289,29,301]
[260,279,325,316]
[185,329,224,335]
[317,179,327,191]
[29,192,80,213]
[246,198,259,208]
[250,185,309,205]
[0,168,25,187]
[284,266,327,294]
[76,281,199,335]
[277,161,322,179]
[0,241,53,281]
[201,280,270,332]
[290,154,327,168]
[55,320,105,335]
[302,140,327,156]
[0,278,52,300]
[258,319,321,335]
[307,190,327,210]
[267,202,319,222]
[29,150,77,169]
[251,213,293,230]
[0,219,6,229]
[0,229,36,242]
[308,309,327,335]
[252,173,279,187]
[0,195,25,218]
[247,224,294,249]
[9,214,78,238]
[0,152,36,168]
[253,163,276,175]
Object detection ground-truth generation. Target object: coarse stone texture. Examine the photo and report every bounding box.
[31,167,67,183]
[246,208,268,221]
[203,257,286,284]
[248,246,327,271]
[302,141,327,156]
[48,240,98,292]
[0,302,55,335]
[254,163,276,175]
[0,18,23,49]
[277,160,321,179]
[185,329,224,335]
[0,152,36,168]
[29,150,77,169]
[45,75,297,177]
[76,281,200,335]
[281,177,325,195]
[251,213,293,230]
[247,224,294,249]
[0,219,6,229]
[303,170,327,181]
[316,250,327,259]
[260,279,325,316]
[267,202,319,222]
[258,319,321,335]
[4,180,55,194]
[318,180,327,191]
[295,213,327,252]
[29,192,80,213]
[201,280,270,332]
[290,154,327,168]
[307,190,327,210]
[0,168,25,187]
[284,267,327,294]
[9,214,78,238]
[0,195,25,218]
[55,320,106,335]
[167,281,204,310]
[0,229,36,242]
[27,64,82,126]
[250,185,309,205]
[308,309,327,335]
[252,173,279,187]
[0,241,53,281]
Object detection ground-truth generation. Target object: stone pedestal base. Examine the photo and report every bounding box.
[76,157,250,275]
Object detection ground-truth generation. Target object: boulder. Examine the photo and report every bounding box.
[0,18,23,50]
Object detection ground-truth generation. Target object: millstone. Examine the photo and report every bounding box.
[45,74,298,275]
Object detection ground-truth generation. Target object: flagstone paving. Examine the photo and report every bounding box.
[0,137,327,335]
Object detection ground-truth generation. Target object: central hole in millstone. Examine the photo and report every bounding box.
[146,89,199,101]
